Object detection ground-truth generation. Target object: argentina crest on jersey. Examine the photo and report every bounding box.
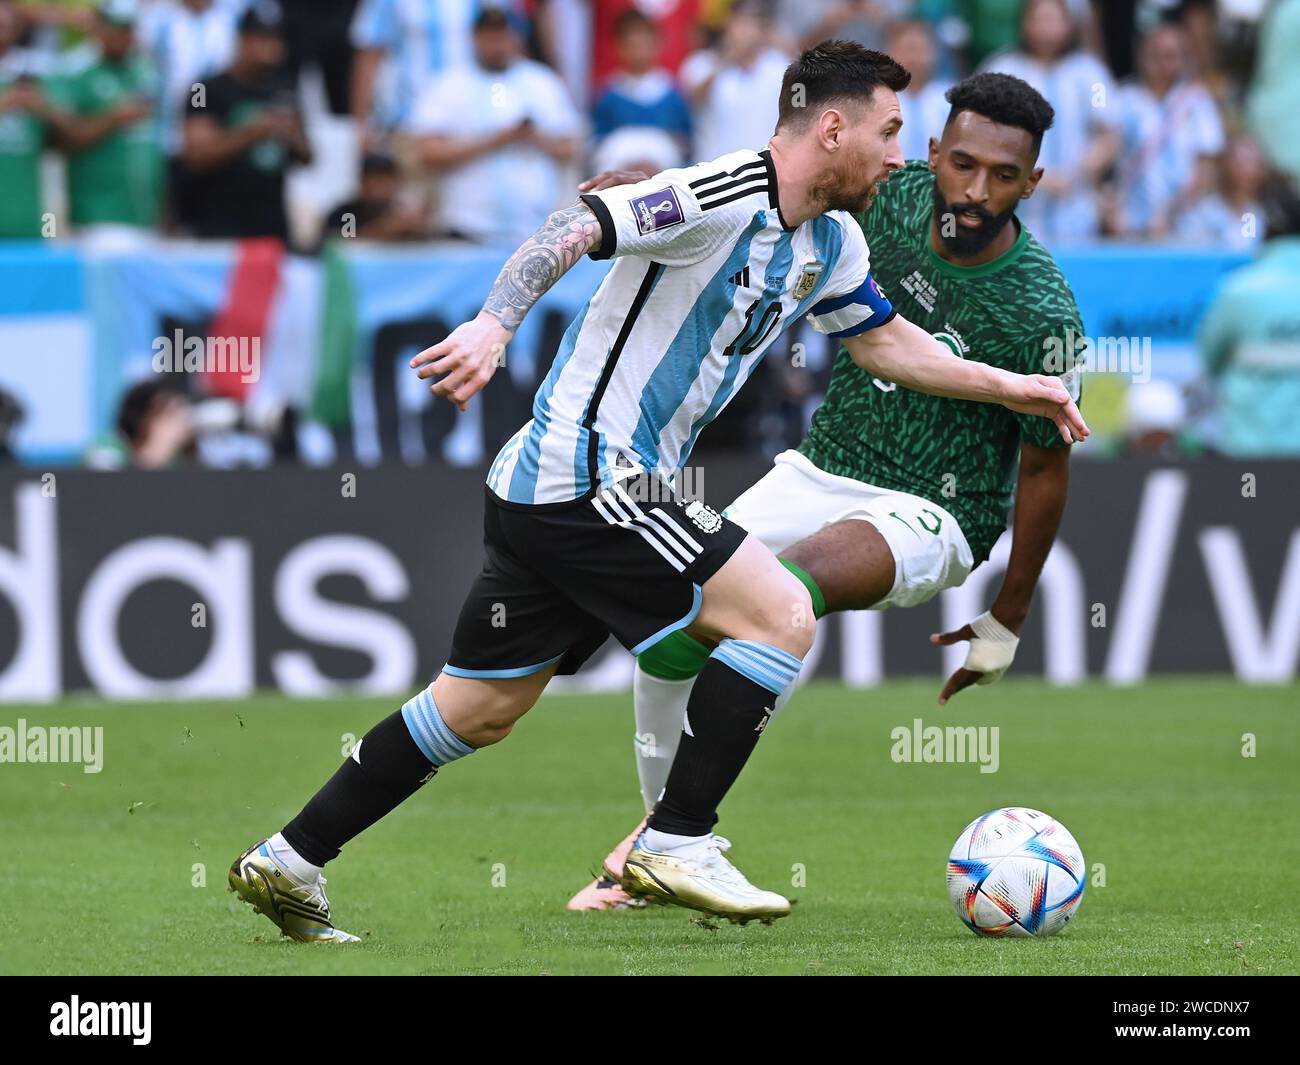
[793,260,825,301]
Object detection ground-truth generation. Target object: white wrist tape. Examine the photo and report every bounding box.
[964,611,1019,684]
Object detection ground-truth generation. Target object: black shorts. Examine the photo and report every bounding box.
[445,475,748,679]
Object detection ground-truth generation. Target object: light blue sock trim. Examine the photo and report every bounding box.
[711,638,803,696]
[401,687,476,767]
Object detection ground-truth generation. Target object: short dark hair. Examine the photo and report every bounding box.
[777,40,911,130]
[943,72,1055,154]
[472,7,512,33]
[238,0,283,37]
[614,8,656,38]
[1262,170,1300,239]
[117,380,176,445]
[361,150,398,176]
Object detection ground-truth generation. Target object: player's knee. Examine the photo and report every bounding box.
[439,683,536,748]
[470,718,517,746]
[742,574,817,657]
[460,699,526,746]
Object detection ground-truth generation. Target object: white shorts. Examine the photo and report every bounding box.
[722,450,975,610]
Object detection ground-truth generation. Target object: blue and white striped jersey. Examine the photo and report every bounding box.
[486,148,896,507]
[350,0,487,130]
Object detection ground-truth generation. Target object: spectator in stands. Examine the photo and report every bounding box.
[1246,0,1300,186]
[591,8,691,147]
[1113,19,1223,241]
[589,0,699,99]
[954,0,1095,71]
[349,0,489,144]
[1198,173,1300,457]
[136,0,243,231]
[530,0,592,110]
[982,0,1120,245]
[889,18,951,163]
[680,0,788,161]
[52,0,163,236]
[1090,0,1139,81]
[408,7,580,245]
[1176,133,1266,251]
[86,379,196,469]
[790,0,899,54]
[178,0,312,242]
[592,123,682,179]
[277,0,357,119]
[1124,377,1189,458]
[0,1,61,237]
[321,148,427,241]
[12,0,97,75]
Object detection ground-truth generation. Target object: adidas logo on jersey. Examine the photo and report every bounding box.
[728,266,751,288]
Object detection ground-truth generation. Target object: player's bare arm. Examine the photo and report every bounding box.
[842,313,1089,444]
[410,201,602,410]
[932,442,1070,704]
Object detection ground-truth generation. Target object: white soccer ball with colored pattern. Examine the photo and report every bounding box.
[946,807,1085,937]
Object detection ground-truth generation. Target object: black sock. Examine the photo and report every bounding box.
[647,659,778,837]
[281,710,436,867]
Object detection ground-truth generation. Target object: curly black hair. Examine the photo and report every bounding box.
[943,72,1055,154]
[778,40,911,130]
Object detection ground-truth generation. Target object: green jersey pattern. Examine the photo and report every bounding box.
[52,54,161,229]
[0,74,45,238]
[798,160,1085,563]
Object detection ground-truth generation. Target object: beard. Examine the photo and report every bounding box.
[931,183,1018,257]
[812,159,879,214]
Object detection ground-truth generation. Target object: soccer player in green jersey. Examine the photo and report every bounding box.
[569,72,1088,911]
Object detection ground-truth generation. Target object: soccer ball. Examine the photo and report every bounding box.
[946,807,1085,937]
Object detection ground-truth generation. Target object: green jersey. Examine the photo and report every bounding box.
[0,74,46,238]
[53,53,161,229]
[798,161,1085,563]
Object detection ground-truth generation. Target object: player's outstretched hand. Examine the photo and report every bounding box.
[931,610,1020,704]
[930,623,984,705]
[998,373,1089,445]
[577,169,650,193]
[410,311,512,412]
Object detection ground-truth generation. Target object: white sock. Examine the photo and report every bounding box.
[267,831,322,885]
[632,665,690,813]
[643,827,710,856]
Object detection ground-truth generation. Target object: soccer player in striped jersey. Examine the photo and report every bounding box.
[567,73,1093,912]
[229,45,1086,939]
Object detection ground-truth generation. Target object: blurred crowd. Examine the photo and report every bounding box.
[1,0,1298,464]
[0,0,1295,249]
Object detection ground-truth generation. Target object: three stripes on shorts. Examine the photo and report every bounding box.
[591,480,704,574]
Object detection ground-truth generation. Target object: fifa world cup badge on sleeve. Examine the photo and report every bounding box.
[632,188,684,235]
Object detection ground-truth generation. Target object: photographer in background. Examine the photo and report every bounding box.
[86,379,196,469]
[177,0,312,242]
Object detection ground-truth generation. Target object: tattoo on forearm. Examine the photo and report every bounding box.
[482,202,602,331]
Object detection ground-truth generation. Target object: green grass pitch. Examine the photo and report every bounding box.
[2,679,1296,975]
